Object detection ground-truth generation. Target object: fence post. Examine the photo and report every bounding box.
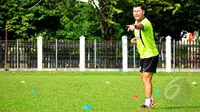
[166,36,172,72]
[122,35,128,72]
[37,36,43,71]
[80,36,85,71]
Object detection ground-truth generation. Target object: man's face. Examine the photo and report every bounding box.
[133,6,144,21]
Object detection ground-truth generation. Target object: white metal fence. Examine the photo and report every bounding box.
[0,35,199,72]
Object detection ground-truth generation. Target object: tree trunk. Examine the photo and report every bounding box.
[101,21,113,40]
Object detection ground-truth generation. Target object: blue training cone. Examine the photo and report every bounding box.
[82,105,92,110]
[155,90,160,94]
[32,90,37,93]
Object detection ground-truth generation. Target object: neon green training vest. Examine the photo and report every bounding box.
[134,18,159,58]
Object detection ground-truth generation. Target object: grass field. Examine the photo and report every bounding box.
[0,72,200,112]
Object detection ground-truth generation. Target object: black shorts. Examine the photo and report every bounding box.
[139,55,159,73]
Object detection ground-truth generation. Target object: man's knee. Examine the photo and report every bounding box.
[141,72,152,82]
[142,72,152,78]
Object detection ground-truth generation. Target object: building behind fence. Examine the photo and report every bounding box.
[0,35,199,72]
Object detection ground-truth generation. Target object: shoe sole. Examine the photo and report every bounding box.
[137,102,157,110]
[151,103,157,108]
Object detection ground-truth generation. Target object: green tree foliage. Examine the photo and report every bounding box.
[0,0,60,39]
[139,0,200,40]
[0,0,35,38]
[0,0,98,40]
[90,0,123,40]
[0,0,199,40]
[112,0,136,40]
[57,1,99,40]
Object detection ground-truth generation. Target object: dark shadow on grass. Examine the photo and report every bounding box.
[157,106,200,110]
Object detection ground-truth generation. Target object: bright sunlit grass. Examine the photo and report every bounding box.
[0,72,200,112]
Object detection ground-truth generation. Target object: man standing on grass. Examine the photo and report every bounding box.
[127,3,159,110]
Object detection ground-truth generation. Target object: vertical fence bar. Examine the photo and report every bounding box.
[196,41,198,68]
[190,41,191,68]
[133,45,136,71]
[193,41,195,68]
[94,39,96,69]
[195,41,196,69]
[173,39,175,71]
[198,41,199,68]
[180,40,182,69]
[17,40,19,69]
[87,41,90,68]
[188,41,190,68]
[56,39,57,70]
[178,40,180,70]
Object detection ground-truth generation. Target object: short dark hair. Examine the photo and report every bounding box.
[133,3,146,11]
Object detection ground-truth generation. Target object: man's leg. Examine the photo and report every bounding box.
[139,55,158,110]
[139,72,154,109]
[141,72,153,98]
